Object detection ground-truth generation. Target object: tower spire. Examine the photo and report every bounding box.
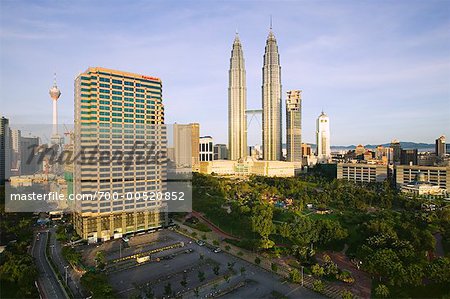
[270,15,273,30]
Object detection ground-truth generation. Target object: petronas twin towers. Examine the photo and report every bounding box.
[228,33,247,161]
[228,27,282,161]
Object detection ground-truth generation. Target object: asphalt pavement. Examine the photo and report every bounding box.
[32,231,68,299]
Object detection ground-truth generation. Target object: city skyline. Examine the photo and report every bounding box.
[1,0,449,145]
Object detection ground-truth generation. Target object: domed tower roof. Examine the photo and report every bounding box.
[49,73,61,101]
[415,171,426,183]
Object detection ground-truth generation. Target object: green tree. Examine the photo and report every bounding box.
[198,270,205,282]
[271,263,278,273]
[311,264,325,278]
[374,284,390,298]
[426,257,450,284]
[227,261,235,272]
[255,257,261,265]
[289,269,301,283]
[164,283,172,296]
[341,290,354,299]
[180,273,187,287]
[251,204,275,249]
[313,280,324,293]
[213,264,220,275]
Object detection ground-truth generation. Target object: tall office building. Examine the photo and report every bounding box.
[262,26,282,161]
[173,123,200,171]
[316,111,331,163]
[401,149,418,165]
[228,33,247,161]
[390,139,402,164]
[199,136,213,162]
[191,123,200,171]
[20,136,40,175]
[436,135,446,158]
[0,116,12,183]
[73,67,166,241]
[214,144,228,160]
[11,129,21,173]
[286,90,302,162]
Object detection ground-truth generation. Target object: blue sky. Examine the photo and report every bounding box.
[0,0,449,145]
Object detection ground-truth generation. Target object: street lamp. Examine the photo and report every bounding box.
[64,265,69,285]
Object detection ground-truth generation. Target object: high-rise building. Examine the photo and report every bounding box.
[228,33,247,161]
[173,123,200,171]
[301,143,312,157]
[0,116,12,183]
[191,123,200,171]
[390,139,402,164]
[199,136,213,162]
[316,111,331,163]
[262,26,282,161]
[20,136,40,175]
[436,135,446,158]
[286,90,302,162]
[401,149,418,165]
[214,144,228,160]
[73,67,166,241]
[11,129,21,174]
[355,144,365,156]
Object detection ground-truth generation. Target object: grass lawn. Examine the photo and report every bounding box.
[307,212,340,221]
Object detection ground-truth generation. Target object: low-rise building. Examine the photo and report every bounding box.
[199,157,296,177]
[395,165,449,190]
[337,163,388,183]
[400,171,446,197]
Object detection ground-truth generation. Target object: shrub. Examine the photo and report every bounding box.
[271,263,278,273]
[313,280,324,293]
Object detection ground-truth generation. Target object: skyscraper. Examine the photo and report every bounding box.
[0,116,12,183]
[286,90,302,162]
[73,67,166,241]
[262,26,282,161]
[316,111,331,163]
[436,135,446,158]
[390,139,402,164]
[228,33,247,161]
[20,136,40,175]
[400,149,418,165]
[173,123,199,171]
[11,129,21,174]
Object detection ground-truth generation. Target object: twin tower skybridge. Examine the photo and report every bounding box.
[246,109,262,131]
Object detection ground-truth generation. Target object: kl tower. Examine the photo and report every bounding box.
[49,73,63,147]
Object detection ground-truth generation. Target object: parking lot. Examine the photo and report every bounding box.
[79,230,322,298]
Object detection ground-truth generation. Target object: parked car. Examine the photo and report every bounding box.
[196,240,205,246]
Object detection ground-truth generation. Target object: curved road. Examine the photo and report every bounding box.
[32,231,67,299]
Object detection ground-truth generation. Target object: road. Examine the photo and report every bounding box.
[48,227,86,298]
[32,231,68,299]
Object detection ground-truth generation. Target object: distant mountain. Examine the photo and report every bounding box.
[289,142,435,150]
[331,142,435,150]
